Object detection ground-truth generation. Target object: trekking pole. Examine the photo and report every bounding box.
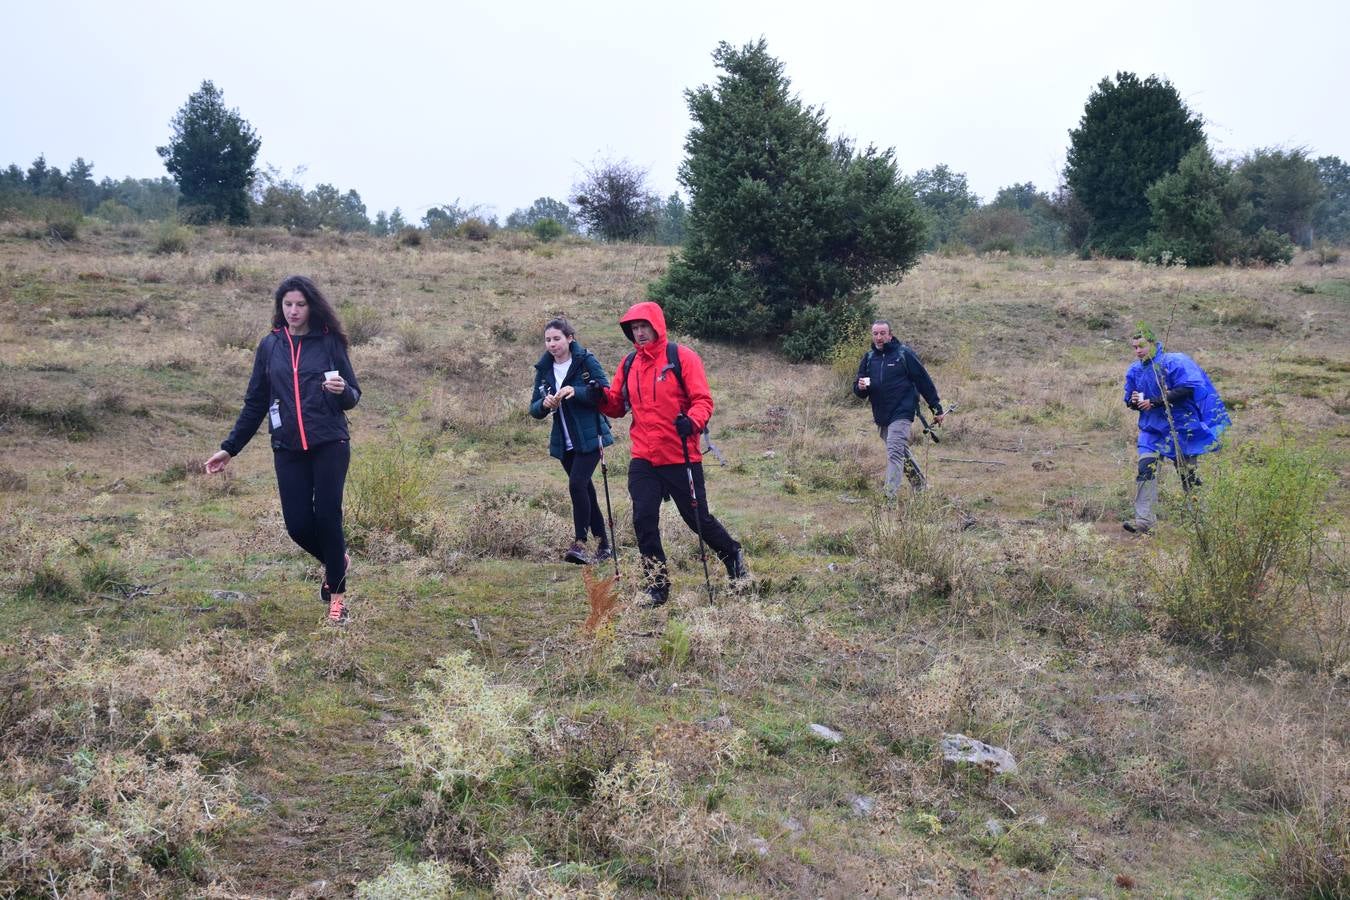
[597,440,621,580]
[680,428,716,605]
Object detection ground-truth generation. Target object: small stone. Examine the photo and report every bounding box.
[826,562,839,572]
[762,450,776,459]
[808,723,843,744]
[848,795,875,818]
[940,733,1017,774]
[985,818,1005,837]
[784,816,804,835]
[208,590,250,603]
[1030,814,1048,827]
[747,836,771,857]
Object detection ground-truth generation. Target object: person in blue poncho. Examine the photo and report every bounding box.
[1121,324,1231,533]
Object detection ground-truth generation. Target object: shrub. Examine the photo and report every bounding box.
[1308,241,1342,266]
[457,217,493,241]
[347,436,433,544]
[343,304,384,345]
[780,295,874,363]
[1258,799,1350,899]
[153,224,190,254]
[585,751,720,882]
[210,262,241,283]
[864,495,979,602]
[17,563,80,603]
[531,217,565,242]
[355,860,463,899]
[396,320,428,354]
[397,226,424,247]
[451,489,568,560]
[1156,443,1330,655]
[390,651,533,785]
[78,555,135,596]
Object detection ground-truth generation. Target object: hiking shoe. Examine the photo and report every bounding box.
[592,545,613,563]
[1122,520,1152,535]
[563,541,590,565]
[724,548,750,582]
[327,596,349,625]
[639,586,669,609]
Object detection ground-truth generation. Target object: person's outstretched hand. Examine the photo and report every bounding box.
[205,450,231,474]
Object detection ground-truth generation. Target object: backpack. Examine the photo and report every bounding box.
[621,342,726,464]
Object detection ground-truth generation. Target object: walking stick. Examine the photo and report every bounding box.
[597,439,621,580]
[680,427,716,605]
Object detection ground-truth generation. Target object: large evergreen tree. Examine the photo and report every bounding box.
[157,81,261,224]
[1065,72,1205,257]
[1142,145,1293,266]
[1314,156,1350,244]
[911,164,980,248]
[651,39,926,359]
[1238,148,1322,248]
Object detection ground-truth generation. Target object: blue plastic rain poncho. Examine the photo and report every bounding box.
[1123,342,1231,459]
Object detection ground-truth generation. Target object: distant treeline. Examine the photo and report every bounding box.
[4,70,1348,262]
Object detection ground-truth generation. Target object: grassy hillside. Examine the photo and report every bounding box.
[1,220,1346,898]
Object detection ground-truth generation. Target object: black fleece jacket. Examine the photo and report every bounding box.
[221,329,360,455]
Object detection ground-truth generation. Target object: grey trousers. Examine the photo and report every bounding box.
[1133,452,1199,528]
[880,418,925,495]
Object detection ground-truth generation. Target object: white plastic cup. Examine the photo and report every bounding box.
[325,370,340,381]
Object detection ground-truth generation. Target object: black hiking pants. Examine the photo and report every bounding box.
[560,449,607,544]
[273,440,349,593]
[628,457,740,592]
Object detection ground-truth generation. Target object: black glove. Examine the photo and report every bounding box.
[674,414,696,438]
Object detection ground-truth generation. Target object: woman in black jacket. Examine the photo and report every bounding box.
[205,276,361,623]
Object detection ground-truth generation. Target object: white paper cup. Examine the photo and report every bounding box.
[325,370,340,381]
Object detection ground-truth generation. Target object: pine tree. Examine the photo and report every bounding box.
[157,80,261,224]
[1065,72,1205,257]
[651,40,926,358]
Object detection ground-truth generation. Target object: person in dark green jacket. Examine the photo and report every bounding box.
[530,317,615,564]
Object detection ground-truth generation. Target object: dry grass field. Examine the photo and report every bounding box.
[0,220,1347,898]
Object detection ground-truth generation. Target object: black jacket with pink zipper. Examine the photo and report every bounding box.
[220,328,360,455]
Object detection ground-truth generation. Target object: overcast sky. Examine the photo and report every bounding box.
[3,0,1346,221]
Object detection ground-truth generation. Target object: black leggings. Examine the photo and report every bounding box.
[628,458,740,592]
[561,449,607,544]
[273,440,350,593]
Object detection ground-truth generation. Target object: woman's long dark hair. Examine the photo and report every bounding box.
[272,275,349,348]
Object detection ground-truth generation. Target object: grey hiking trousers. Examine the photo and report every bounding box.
[880,418,925,496]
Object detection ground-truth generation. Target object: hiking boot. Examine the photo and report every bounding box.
[639,586,669,609]
[1122,520,1152,535]
[723,548,750,582]
[563,541,590,565]
[592,545,613,564]
[327,596,349,625]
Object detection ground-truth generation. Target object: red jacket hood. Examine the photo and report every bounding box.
[620,301,668,359]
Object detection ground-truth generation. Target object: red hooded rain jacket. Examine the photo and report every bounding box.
[598,301,713,466]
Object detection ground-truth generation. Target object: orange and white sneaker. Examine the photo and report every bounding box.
[327,596,349,625]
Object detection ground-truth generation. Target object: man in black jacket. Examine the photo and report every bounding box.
[853,321,945,496]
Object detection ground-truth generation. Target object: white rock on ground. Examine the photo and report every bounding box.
[940,733,1017,774]
[808,723,843,744]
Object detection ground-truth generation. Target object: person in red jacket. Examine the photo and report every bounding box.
[598,301,747,607]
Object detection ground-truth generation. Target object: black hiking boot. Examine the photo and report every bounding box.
[592,544,613,564]
[639,586,669,609]
[563,541,590,565]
